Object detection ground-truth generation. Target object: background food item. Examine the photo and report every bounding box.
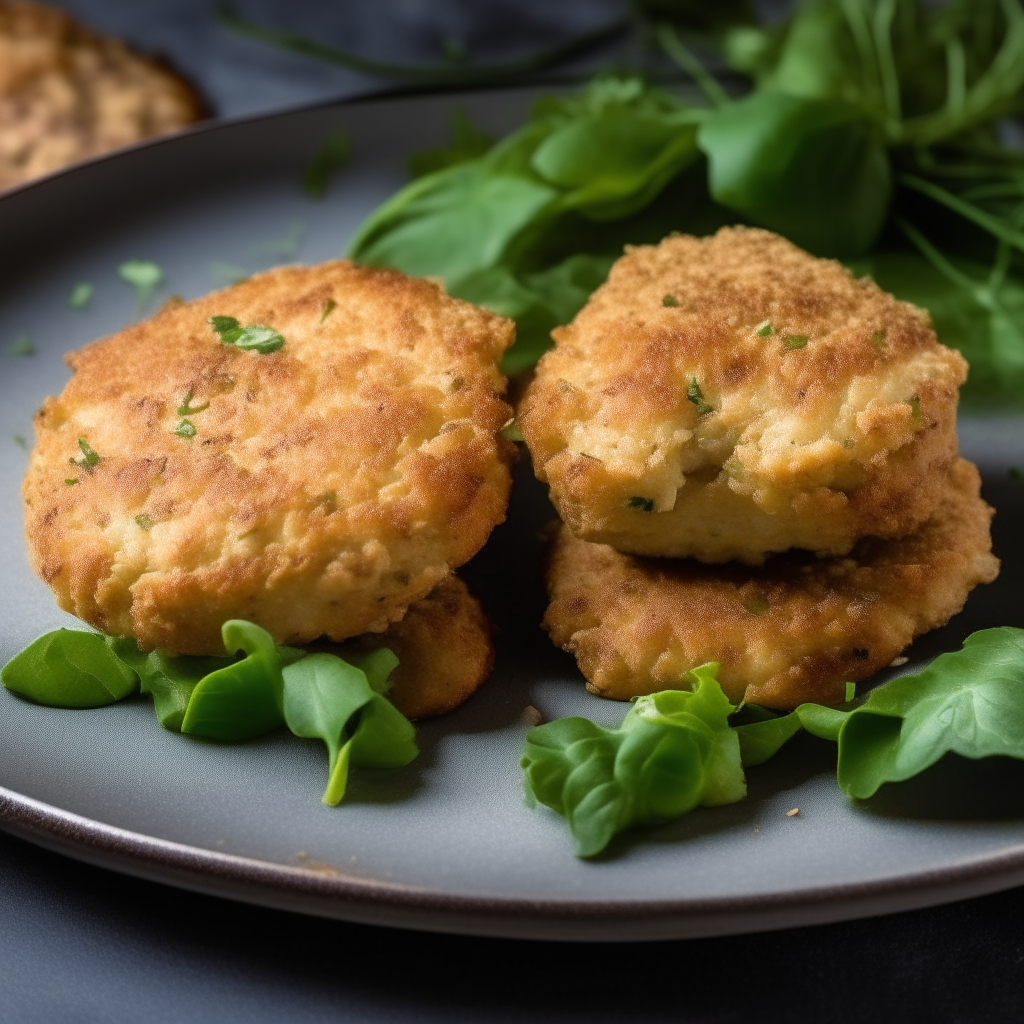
[22,260,516,655]
[543,458,999,710]
[339,576,494,720]
[0,0,206,191]
[519,227,966,563]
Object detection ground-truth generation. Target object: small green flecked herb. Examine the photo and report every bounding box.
[871,331,887,348]
[68,438,99,469]
[69,283,93,309]
[662,294,679,307]
[845,682,857,703]
[743,595,770,616]
[8,335,33,356]
[118,260,163,308]
[501,420,524,442]
[304,130,353,199]
[909,396,925,426]
[174,419,197,438]
[842,438,856,449]
[320,298,337,323]
[13,434,27,451]
[135,514,154,530]
[209,315,285,354]
[64,478,78,486]
[687,377,714,415]
[627,496,655,512]
[755,320,772,337]
[783,335,808,350]
[176,389,209,416]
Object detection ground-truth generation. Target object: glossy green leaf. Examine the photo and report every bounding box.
[697,91,891,256]
[209,315,285,354]
[521,664,745,856]
[407,108,493,179]
[1,630,138,708]
[180,620,285,741]
[734,705,803,767]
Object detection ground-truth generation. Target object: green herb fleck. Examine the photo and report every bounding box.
[118,260,163,308]
[755,321,773,337]
[8,335,33,356]
[845,681,856,703]
[627,496,655,512]
[209,315,285,354]
[69,282,93,309]
[176,389,209,416]
[871,331,887,348]
[13,434,27,451]
[662,294,679,307]
[783,335,808,350]
[135,514,154,530]
[687,377,714,415]
[320,298,337,323]
[743,595,770,616]
[842,438,856,449]
[500,420,524,442]
[908,395,925,427]
[304,131,353,199]
[69,438,99,469]
[174,419,197,438]
[64,478,78,486]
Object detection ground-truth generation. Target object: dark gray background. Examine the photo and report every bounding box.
[2,2,1023,1021]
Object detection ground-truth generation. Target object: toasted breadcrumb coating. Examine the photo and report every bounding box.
[339,576,494,720]
[0,1,206,191]
[520,227,966,563]
[543,458,998,710]
[23,261,515,655]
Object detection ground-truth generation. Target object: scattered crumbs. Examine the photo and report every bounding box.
[783,334,808,350]
[786,808,800,817]
[871,330,887,348]
[135,514,154,530]
[1009,466,1024,483]
[889,656,909,667]
[662,294,679,307]
[755,320,772,337]
[320,298,337,323]
[627,496,655,512]
[743,595,770,616]
[12,434,27,451]
[520,705,543,727]
[753,825,760,834]
[845,681,856,702]
[209,261,249,285]
[8,335,33,356]
[304,130,353,198]
[174,419,197,438]
[69,282,93,309]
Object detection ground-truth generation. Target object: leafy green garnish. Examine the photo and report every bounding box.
[118,260,163,309]
[662,294,679,306]
[8,335,33,356]
[173,419,197,438]
[13,434,28,451]
[69,282,93,309]
[134,514,153,530]
[1,631,138,708]
[209,315,285,354]
[755,320,772,336]
[627,496,655,512]
[68,438,99,470]
[407,108,493,179]
[783,334,809,350]
[176,389,209,416]
[522,664,746,856]
[64,478,78,486]
[304,131,353,199]
[687,376,714,414]
[320,298,337,323]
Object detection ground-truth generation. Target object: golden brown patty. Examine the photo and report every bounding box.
[24,261,516,655]
[519,227,966,563]
[543,458,998,710]
[0,0,206,191]
[339,576,494,720]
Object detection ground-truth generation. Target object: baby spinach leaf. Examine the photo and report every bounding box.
[521,663,746,856]
[180,620,286,741]
[697,91,891,257]
[1,630,138,708]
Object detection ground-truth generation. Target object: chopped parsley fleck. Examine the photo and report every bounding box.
[174,419,197,438]
[320,298,337,323]
[69,282,93,309]
[314,491,337,514]
[500,420,524,442]
[68,438,99,469]
[64,478,79,486]
[8,335,33,356]
[743,595,770,616]
[845,682,857,702]
[209,315,285,354]
[177,389,210,416]
[755,320,773,337]
[842,438,856,449]
[118,260,163,308]
[1010,466,1024,484]
[871,330,887,348]
[303,131,353,199]
[783,334,809,350]
[12,434,27,451]
[662,294,679,307]
[687,377,714,415]
[135,514,154,530]
[627,496,655,512]
[908,396,925,426]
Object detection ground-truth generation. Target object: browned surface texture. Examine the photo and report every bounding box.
[0,0,206,190]
[519,227,966,563]
[23,261,515,655]
[339,576,494,720]
[543,458,999,710]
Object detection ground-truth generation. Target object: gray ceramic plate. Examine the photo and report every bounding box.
[1,88,1023,942]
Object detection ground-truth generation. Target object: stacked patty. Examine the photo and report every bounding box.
[23,261,513,716]
[519,227,1000,710]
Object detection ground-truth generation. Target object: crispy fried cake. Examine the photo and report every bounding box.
[519,227,966,564]
[23,261,516,655]
[543,458,998,710]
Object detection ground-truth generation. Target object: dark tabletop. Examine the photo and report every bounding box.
[2,2,1024,1021]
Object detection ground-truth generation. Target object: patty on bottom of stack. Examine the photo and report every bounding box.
[543,458,999,711]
